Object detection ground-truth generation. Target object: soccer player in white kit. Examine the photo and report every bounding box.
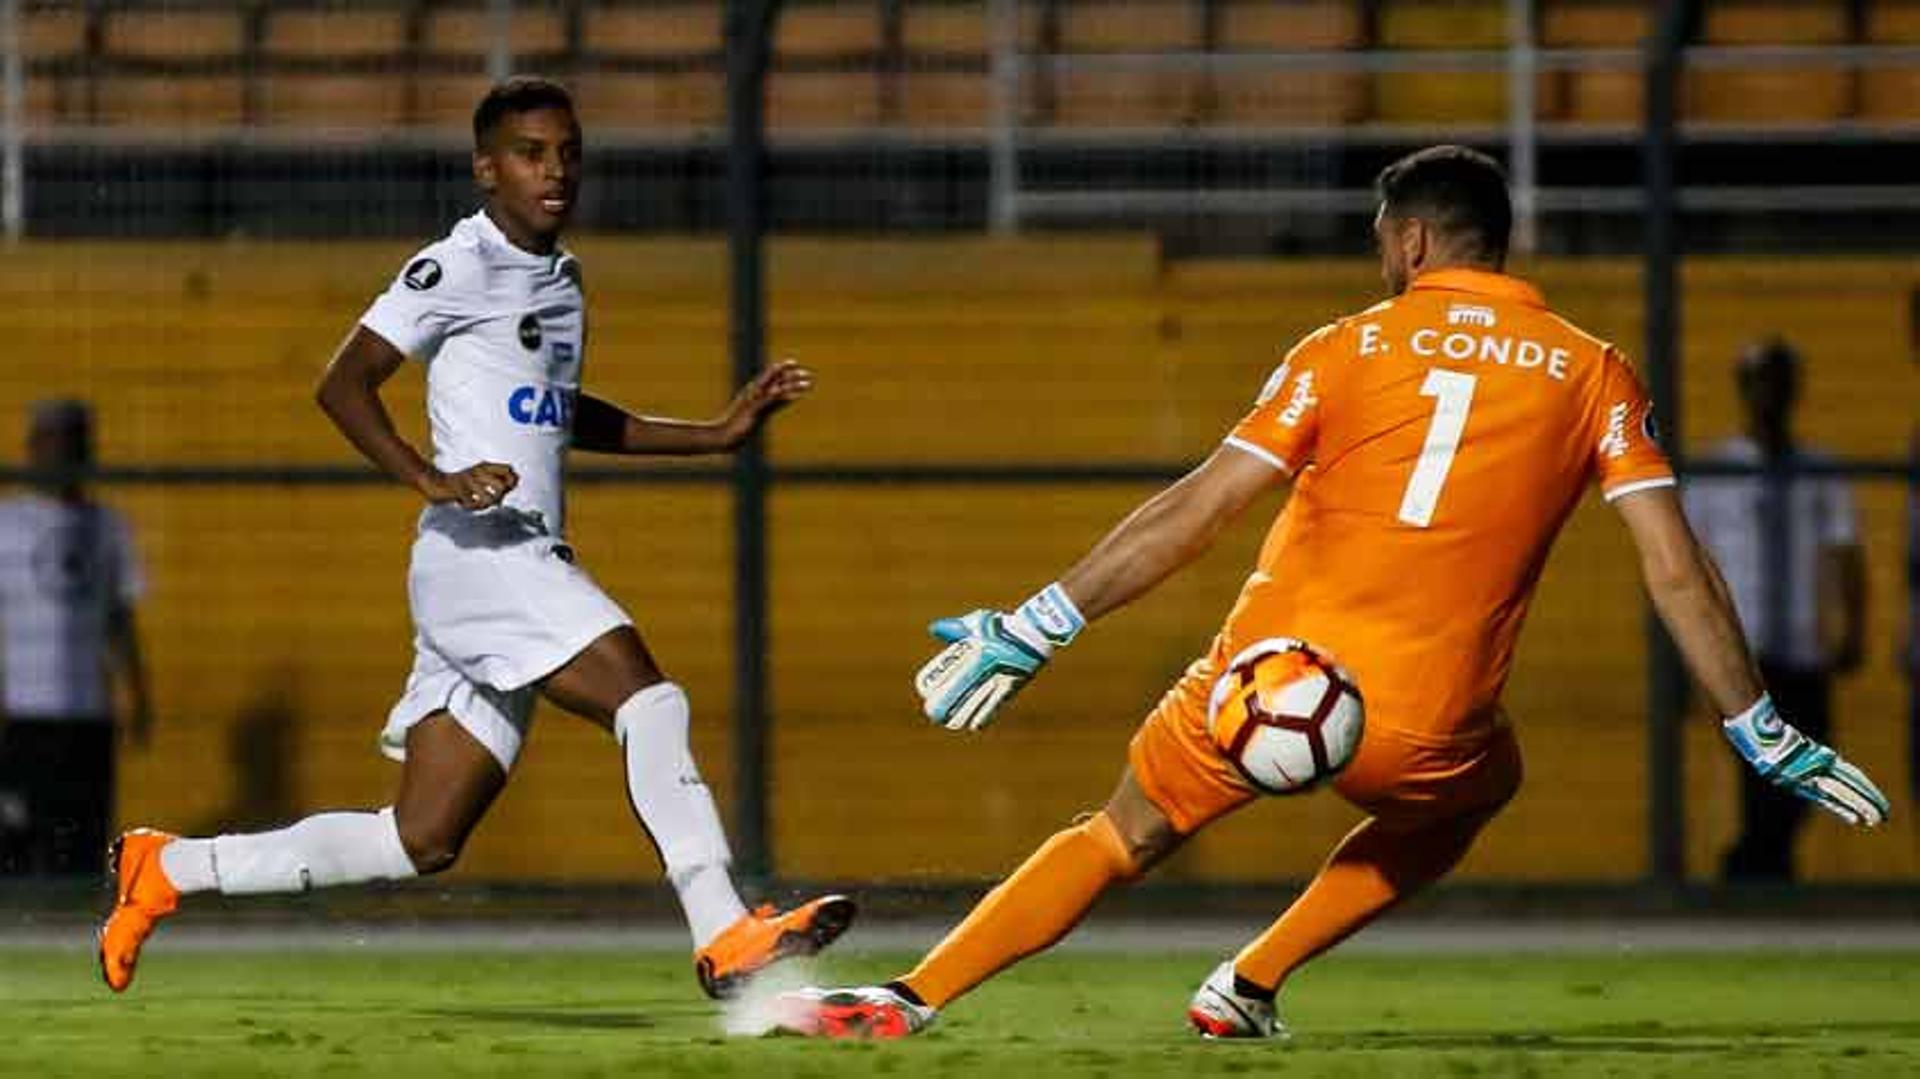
[98,78,854,999]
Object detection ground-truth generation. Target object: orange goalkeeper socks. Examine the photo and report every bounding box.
[899,813,1139,1009]
[1232,813,1485,992]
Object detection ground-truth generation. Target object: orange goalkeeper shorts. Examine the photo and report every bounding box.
[1128,647,1523,834]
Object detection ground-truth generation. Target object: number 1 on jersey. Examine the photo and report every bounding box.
[1397,369,1477,528]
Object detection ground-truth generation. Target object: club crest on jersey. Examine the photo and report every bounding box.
[403,258,442,291]
[507,385,575,429]
[1447,304,1497,327]
[518,314,543,351]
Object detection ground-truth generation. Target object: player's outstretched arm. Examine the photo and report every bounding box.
[572,359,813,456]
[316,326,517,511]
[1614,486,1889,827]
[917,445,1284,730]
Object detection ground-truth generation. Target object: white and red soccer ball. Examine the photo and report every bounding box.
[1206,638,1364,794]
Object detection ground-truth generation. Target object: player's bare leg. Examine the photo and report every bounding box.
[538,625,855,998]
[99,714,501,992]
[780,769,1182,1038]
[388,714,509,872]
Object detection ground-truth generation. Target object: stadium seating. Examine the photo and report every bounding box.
[573,3,724,132]
[257,10,412,130]
[1374,0,1509,126]
[19,8,87,126]
[14,0,1920,135]
[1049,0,1204,128]
[417,8,572,128]
[892,2,1049,129]
[767,4,884,130]
[1209,0,1369,127]
[1860,0,1920,122]
[1540,0,1652,127]
[424,5,571,60]
[93,8,245,128]
[1687,0,1854,125]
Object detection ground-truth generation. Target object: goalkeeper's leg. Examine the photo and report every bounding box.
[891,661,1251,1010]
[893,768,1180,1009]
[1230,725,1521,994]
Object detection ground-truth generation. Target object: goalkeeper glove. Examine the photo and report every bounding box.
[914,583,1085,731]
[1722,694,1890,827]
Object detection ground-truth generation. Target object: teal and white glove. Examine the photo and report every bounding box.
[1722,695,1890,827]
[914,583,1086,731]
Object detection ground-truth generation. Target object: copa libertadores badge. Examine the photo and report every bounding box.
[518,314,543,350]
[402,257,442,291]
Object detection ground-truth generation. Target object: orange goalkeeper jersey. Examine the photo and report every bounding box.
[1219,268,1673,744]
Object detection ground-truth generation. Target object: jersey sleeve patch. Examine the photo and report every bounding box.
[1590,349,1674,496]
[360,242,478,359]
[1226,325,1339,473]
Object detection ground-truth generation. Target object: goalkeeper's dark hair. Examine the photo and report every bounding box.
[473,77,576,147]
[1375,145,1513,266]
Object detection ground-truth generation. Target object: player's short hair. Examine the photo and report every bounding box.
[1375,146,1512,264]
[473,77,576,147]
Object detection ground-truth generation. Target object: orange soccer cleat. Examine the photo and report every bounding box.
[693,894,857,999]
[97,829,182,993]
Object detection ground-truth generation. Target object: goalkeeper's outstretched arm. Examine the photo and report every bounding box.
[913,445,1285,731]
[1614,485,1889,826]
[1613,485,1764,716]
[1057,444,1286,622]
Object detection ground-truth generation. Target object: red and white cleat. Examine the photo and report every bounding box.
[1186,960,1286,1040]
[772,986,936,1040]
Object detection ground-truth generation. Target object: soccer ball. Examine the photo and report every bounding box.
[1206,638,1364,794]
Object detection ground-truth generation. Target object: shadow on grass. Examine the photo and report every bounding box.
[415,1007,659,1030]
[1316,1018,1920,1055]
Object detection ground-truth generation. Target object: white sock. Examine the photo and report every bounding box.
[615,682,748,948]
[158,808,417,897]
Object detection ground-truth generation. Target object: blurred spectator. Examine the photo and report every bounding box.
[1683,339,1867,882]
[0,400,150,876]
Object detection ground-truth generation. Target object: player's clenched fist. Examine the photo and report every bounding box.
[420,462,519,512]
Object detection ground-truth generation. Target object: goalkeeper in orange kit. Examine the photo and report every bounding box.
[777,145,1889,1040]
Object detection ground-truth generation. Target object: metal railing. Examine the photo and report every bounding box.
[6,2,1920,242]
[982,0,1920,244]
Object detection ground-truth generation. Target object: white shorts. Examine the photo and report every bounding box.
[381,533,631,770]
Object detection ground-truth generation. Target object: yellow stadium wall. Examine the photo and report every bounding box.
[0,240,1914,885]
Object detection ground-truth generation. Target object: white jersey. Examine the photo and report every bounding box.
[360,209,585,545]
[0,493,142,720]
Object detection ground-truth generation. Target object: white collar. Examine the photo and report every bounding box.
[469,208,569,270]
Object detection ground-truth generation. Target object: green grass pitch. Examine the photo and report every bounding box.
[3,946,1916,1077]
